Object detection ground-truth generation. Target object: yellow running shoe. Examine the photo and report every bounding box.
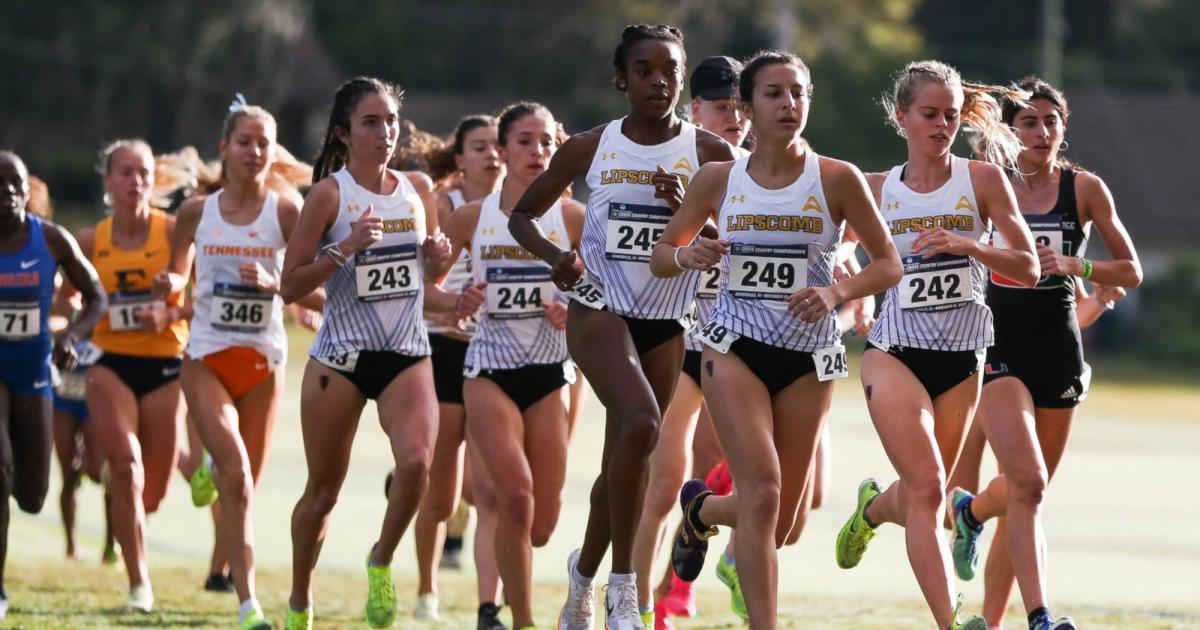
[190,451,218,508]
[240,605,272,630]
[365,548,397,628]
[285,607,312,630]
[835,478,881,569]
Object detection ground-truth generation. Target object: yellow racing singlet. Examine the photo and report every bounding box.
[91,209,188,357]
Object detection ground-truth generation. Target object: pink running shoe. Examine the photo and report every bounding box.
[705,459,733,496]
[657,574,696,618]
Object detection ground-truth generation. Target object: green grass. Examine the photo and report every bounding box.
[6,327,1200,628]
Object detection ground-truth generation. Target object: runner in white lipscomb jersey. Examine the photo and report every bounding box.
[833,60,1039,630]
[280,77,452,630]
[508,24,735,630]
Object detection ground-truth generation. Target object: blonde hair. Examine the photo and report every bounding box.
[28,175,53,219]
[882,60,1029,170]
[98,138,196,209]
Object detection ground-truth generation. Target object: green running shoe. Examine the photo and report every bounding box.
[190,451,218,508]
[713,554,748,621]
[285,607,312,630]
[948,593,987,630]
[240,605,273,630]
[640,607,653,628]
[948,487,984,581]
[365,548,397,628]
[835,478,881,569]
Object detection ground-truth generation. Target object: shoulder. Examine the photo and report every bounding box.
[40,219,75,257]
[306,176,341,206]
[560,125,607,156]
[176,194,207,223]
[689,160,736,200]
[1072,169,1109,199]
[446,199,483,234]
[402,170,435,195]
[695,127,736,164]
[275,192,301,222]
[966,159,1008,193]
[561,198,586,218]
[817,156,865,184]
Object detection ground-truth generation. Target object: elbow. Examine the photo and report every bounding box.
[881,257,903,288]
[1017,255,1040,288]
[279,280,302,305]
[1128,260,1144,289]
[648,247,676,279]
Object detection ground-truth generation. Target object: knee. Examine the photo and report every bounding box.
[644,473,684,519]
[423,492,458,522]
[15,481,48,514]
[393,451,431,487]
[906,474,947,514]
[1009,468,1047,508]
[499,487,535,532]
[217,466,252,506]
[616,409,661,457]
[743,476,782,529]
[301,483,340,518]
[108,453,145,496]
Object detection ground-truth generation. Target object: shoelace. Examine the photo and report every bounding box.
[567,578,595,623]
[369,571,395,608]
[605,582,641,622]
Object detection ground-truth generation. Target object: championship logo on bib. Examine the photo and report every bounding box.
[107,290,164,332]
[485,266,555,320]
[211,283,272,332]
[899,253,971,311]
[355,244,419,302]
[605,203,670,262]
[727,243,808,301]
[991,214,1067,288]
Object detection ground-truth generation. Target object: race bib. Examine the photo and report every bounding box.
[992,214,1066,287]
[677,302,699,333]
[697,266,721,299]
[315,351,359,372]
[728,243,807,300]
[211,283,272,332]
[566,273,606,310]
[485,266,554,320]
[56,370,87,400]
[899,254,972,311]
[0,299,39,340]
[356,244,419,302]
[696,319,739,354]
[813,345,849,381]
[605,203,670,262]
[107,291,164,332]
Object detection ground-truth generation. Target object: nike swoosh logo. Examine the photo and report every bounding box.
[255,363,268,371]
[33,380,50,388]
[162,367,180,376]
[145,250,160,258]
[20,258,39,269]
[248,231,260,238]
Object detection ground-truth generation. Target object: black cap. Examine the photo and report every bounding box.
[690,56,743,101]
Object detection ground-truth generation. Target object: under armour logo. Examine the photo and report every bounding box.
[600,152,617,161]
[346,204,364,214]
[885,201,901,211]
[482,227,495,236]
[729,194,745,204]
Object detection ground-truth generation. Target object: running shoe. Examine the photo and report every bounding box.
[655,574,695,617]
[1032,616,1077,630]
[413,592,439,620]
[714,554,748,621]
[102,543,121,567]
[651,601,674,630]
[671,480,717,582]
[948,487,984,581]
[240,605,273,630]
[948,594,988,630]
[364,548,397,629]
[603,581,646,630]
[835,478,882,569]
[125,583,154,613]
[285,608,312,630]
[204,571,235,593]
[0,594,8,621]
[557,549,595,630]
[477,602,507,630]
[640,607,654,628]
[440,545,463,570]
[190,451,218,507]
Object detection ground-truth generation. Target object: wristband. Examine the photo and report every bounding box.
[673,246,687,271]
[322,243,348,266]
[1081,257,1094,280]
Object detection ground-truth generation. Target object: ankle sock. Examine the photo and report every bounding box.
[1028,606,1051,628]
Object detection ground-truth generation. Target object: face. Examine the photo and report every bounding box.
[692,97,749,146]
[103,147,154,210]
[221,116,275,182]
[499,112,557,182]
[454,125,502,186]
[1012,98,1065,168]
[896,81,962,156]
[338,92,400,166]
[745,63,811,142]
[0,154,30,218]
[618,39,684,119]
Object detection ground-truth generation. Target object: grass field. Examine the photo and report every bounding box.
[6,330,1200,628]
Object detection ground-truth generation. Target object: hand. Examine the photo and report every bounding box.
[543,301,568,330]
[456,282,486,319]
[239,261,278,292]
[678,237,729,271]
[833,262,855,283]
[652,165,685,211]
[341,205,383,254]
[849,295,876,336]
[551,250,585,291]
[913,227,978,259]
[787,286,837,323]
[52,331,80,371]
[152,269,185,299]
[1037,244,1080,277]
[422,232,452,268]
[1092,282,1127,304]
[137,305,172,333]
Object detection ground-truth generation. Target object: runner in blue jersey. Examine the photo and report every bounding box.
[0,151,106,620]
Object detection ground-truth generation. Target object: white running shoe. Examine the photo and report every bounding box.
[413,592,439,620]
[557,549,595,630]
[604,580,646,630]
[125,583,154,612]
[0,594,8,620]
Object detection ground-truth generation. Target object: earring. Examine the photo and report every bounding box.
[1059,139,1069,151]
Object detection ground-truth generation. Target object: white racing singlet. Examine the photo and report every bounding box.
[870,155,992,351]
[427,188,476,337]
[575,118,701,320]
[187,190,288,366]
[705,153,844,352]
[464,191,570,373]
[311,168,431,359]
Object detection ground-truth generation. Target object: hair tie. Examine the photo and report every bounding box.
[228,93,249,114]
